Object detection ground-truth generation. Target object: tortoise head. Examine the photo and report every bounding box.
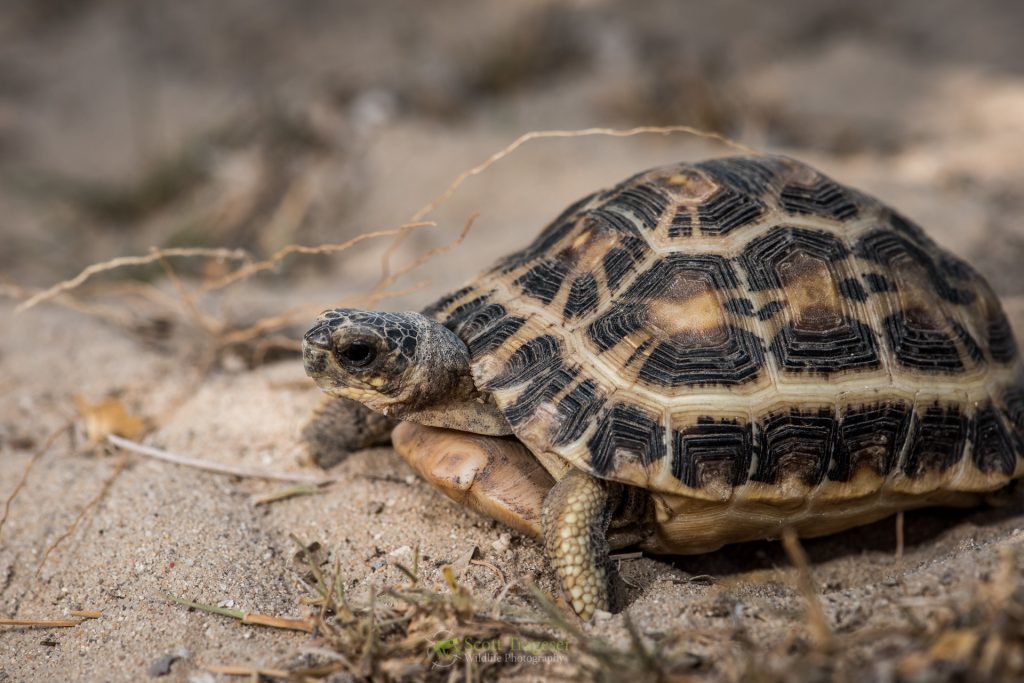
[302,309,473,418]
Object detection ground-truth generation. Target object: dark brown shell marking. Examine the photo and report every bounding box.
[427,155,1023,504]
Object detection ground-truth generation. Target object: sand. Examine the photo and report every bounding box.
[2,1,1024,681]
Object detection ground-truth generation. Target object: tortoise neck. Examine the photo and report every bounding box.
[398,385,513,436]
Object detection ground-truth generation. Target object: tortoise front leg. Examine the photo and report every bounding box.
[301,396,397,468]
[542,469,618,619]
[391,422,554,539]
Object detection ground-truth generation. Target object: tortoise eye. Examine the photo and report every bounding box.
[337,342,376,368]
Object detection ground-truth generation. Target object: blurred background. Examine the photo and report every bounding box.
[2,0,1023,340]
[3,5,1024,679]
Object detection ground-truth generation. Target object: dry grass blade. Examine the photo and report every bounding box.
[69,610,102,619]
[241,613,315,632]
[781,527,832,650]
[15,247,249,314]
[251,483,328,506]
[0,424,70,542]
[0,618,84,628]
[285,538,563,680]
[36,452,130,578]
[107,434,333,484]
[290,534,332,603]
[159,592,314,633]
[203,664,293,677]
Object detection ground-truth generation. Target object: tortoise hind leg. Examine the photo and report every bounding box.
[542,469,619,619]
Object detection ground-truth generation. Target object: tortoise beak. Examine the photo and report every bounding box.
[303,323,333,352]
[302,321,335,380]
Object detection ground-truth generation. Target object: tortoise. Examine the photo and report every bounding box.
[301,155,1024,620]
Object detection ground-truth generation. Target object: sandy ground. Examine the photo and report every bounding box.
[2,1,1024,681]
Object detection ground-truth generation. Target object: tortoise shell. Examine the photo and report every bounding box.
[423,155,1024,512]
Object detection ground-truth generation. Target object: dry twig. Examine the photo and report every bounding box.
[156,253,221,335]
[199,222,435,294]
[15,247,249,314]
[373,125,758,291]
[469,558,507,586]
[368,214,477,302]
[412,125,757,228]
[107,434,333,484]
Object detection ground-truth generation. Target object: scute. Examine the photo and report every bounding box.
[832,400,912,480]
[671,417,753,499]
[752,406,837,489]
[585,252,768,389]
[426,155,1023,507]
[587,401,668,475]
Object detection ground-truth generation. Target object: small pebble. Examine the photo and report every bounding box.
[490,533,511,553]
[148,653,180,677]
[388,545,413,560]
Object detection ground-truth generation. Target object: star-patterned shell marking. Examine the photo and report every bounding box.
[424,155,1024,507]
